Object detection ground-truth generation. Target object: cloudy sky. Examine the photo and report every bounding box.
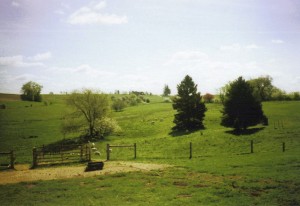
[0,0,300,95]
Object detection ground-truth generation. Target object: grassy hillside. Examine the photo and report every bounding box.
[0,94,299,205]
[0,93,21,101]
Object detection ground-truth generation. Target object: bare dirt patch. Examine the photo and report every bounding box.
[0,161,170,185]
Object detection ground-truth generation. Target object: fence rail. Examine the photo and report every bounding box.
[102,140,290,161]
[106,143,136,160]
[32,144,91,168]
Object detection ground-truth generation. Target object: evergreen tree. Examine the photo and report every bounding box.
[172,75,207,131]
[221,77,268,132]
[163,84,171,96]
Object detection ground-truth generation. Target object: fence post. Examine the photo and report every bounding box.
[282,142,285,152]
[250,140,254,153]
[32,147,37,168]
[10,150,14,169]
[106,144,110,161]
[85,145,88,161]
[88,145,91,161]
[59,144,64,162]
[42,144,45,159]
[189,142,192,159]
[80,145,83,161]
[134,143,137,159]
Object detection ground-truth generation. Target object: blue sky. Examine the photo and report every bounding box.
[0,0,300,94]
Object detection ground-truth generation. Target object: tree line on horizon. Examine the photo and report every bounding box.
[20,75,299,104]
[17,74,298,141]
[163,75,300,103]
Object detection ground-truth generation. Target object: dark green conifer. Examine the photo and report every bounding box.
[221,77,268,131]
[172,75,207,131]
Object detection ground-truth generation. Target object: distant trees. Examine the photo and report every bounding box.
[163,84,171,97]
[248,75,274,101]
[271,88,300,101]
[62,89,120,140]
[172,75,207,131]
[221,77,268,132]
[219,83,231,104]
[292,92,300,100]
[111,93,150,112]
[21,81,43,102]
[203,93,214,103]
[220,75,300,102]
[247,75,300,101]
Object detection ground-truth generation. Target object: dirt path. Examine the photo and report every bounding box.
[0,162,170,185]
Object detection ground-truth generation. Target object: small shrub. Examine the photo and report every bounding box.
[163,97,172,103]
[95,117,122,139]
[112,99,127,112]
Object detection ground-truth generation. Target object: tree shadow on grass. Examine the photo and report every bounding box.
[225,127,265,136]
[42,137,86,152]
[169,128,205,137]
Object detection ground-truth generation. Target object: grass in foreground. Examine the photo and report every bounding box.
[0,95,299,205]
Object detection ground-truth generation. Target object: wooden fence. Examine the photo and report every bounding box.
[103,140,289,161]
[0,151,15,169]
[32,144,91,168]
[106,143,136,160]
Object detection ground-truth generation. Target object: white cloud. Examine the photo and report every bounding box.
[164,50,208,66]
[48,64,115,78]
[0,52,51,68]
[271,39,284,44]
[220,43,261,51]
[0,55,23,66]
[13,74,36,81]
[245,44,260,50]
[0,55,43,67]
[162,50,278,93]
[67,1,128,25]
[27,52,52,62]
[92,1,106,10]
[220,43,241,51]
[11,1,20,7]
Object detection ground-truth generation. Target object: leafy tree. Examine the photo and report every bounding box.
[172,75,207,131]
[219,83,231,104]
[163,84,171,96]
[203,93,214,103]
[292,92,300,100]
[248,75,273,101]
[221,77,268,132]
[271,87,288,101]
[21,81,43,102]
[63,89,114,140]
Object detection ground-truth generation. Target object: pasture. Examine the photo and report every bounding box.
[0,94,299,205]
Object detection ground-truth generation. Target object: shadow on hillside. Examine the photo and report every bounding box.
[225,127,265,136]
[42,138,85,152]
[169,129,205,137]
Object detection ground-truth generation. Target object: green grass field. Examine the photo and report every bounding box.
[0,94,299,205]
